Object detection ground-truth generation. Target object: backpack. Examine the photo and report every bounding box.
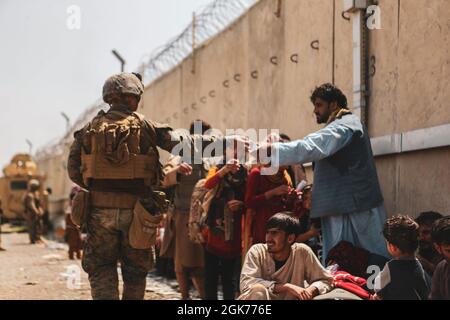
[188,179,218,244]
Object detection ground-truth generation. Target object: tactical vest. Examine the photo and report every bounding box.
[80,110,160,187]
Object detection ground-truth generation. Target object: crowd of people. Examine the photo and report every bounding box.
[13,159,448,301]
[149,83,449,301]
[1,73,447,301]
[156,137,449,300]
[61,74,447,301]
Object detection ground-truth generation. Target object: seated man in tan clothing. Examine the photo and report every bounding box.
[239,213,333,300]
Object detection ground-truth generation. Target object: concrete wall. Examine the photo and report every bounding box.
[369,0,450,136]
[140,0,450,217]
[36,0,450,218]
[368,0,450,216]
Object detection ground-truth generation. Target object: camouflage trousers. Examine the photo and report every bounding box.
[26,214,41,244]
[82,208,154,300]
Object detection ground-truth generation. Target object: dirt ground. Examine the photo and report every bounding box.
[0,231,183,300]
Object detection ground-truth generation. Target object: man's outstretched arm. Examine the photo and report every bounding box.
[272,122,357,166]
[151,122,248,161]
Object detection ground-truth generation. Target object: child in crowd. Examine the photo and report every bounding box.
[65,187,83,260]
[202,159,247,300]
[372,215,430,300]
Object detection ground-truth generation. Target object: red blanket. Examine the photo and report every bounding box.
[332,271,370,300]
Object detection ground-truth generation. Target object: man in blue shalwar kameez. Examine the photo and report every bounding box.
[261,83,390,263]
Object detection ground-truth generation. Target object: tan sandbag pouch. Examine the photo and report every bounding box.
[129,200,162,249]
[71,190,90,227]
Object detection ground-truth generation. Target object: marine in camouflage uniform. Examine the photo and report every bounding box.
[67,72,232,300]
[24,180,43,244]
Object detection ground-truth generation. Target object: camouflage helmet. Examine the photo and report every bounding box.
[28,179,40,188]
[102,72,144,104]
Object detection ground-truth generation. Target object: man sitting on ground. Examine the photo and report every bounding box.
[239,213,333,300]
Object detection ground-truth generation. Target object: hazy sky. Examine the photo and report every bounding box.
[0,0,212,168]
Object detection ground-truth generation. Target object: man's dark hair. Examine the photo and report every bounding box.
[46,187,53,194]
[383,215,419,254]
[310,83,348,108]
[431,216,450,246]
[415,211,443,226]
[189,119,212,135]
[279,133,291,142]
[266,213,301,237]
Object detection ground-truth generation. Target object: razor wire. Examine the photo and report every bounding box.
[34,99,109,161]
[35,0,258,161]
[140,0,258,83]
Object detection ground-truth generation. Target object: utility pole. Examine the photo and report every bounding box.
[112,49,126,72]
[25,139,33,154]
[60,112,71,133]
